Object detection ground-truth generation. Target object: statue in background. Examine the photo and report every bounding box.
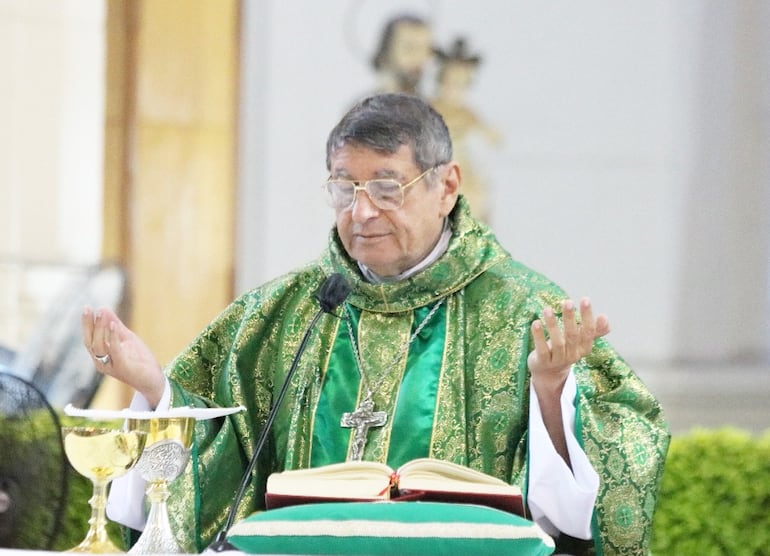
[431,38,501,223]
[366,16,500,222]
[370,15,433,96]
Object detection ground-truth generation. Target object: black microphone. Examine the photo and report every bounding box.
[207,273,351,552]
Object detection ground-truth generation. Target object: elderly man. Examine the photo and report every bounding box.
[83,93,668,555]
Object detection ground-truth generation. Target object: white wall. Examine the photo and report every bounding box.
[237,0,770,364]
[0,0,105,264]
[673,2,770,363]
[0,0,105,348]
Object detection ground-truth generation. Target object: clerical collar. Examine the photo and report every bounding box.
[358,218,452,284]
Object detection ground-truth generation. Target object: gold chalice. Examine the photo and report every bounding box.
[62,426,146,553]
[126,416,195,554]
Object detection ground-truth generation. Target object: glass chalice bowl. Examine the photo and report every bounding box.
[125,416,195,554]
[62,426,147,553]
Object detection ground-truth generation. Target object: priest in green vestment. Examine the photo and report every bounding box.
[85,93,669,556]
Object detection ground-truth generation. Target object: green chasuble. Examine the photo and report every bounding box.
[162,198,669,555]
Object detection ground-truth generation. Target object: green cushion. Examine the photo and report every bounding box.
[227,501,555,555]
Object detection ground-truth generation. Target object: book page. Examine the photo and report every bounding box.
[266,460,394,499]
[397,458,521,495]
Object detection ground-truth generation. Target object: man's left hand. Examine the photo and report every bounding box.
[528,297,610,394]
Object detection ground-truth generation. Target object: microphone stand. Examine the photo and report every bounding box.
[207,275,350,552]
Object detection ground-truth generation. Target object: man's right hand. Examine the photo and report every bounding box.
[81,306,165,408]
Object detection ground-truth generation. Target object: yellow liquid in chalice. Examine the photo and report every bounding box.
[64,428,146,480]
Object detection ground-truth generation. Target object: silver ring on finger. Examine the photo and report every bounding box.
[94,353,111,365]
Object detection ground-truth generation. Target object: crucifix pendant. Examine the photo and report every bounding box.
[340,398,387,461]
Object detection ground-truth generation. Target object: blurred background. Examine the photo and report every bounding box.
[0,0,768,432]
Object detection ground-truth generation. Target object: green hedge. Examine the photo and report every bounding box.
[651,427,770,555]
[0,409,71,549]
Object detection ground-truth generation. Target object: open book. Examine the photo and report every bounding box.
[265,458,524,516]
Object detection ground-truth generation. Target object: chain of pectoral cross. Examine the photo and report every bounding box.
[340,298,445,461]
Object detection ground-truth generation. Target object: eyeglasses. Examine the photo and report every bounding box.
[322,166,438,211]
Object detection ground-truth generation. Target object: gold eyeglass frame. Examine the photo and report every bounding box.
[322,166,438,211]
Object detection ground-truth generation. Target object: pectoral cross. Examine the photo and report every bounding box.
[340,399,387,461]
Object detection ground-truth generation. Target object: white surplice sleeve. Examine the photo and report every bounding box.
[105,379,172,531]
[527,370,599,540]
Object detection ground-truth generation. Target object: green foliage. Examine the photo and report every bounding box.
[651,427,770,555]
[0,408,69,549]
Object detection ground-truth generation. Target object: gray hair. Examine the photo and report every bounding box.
[326,93,453,172]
